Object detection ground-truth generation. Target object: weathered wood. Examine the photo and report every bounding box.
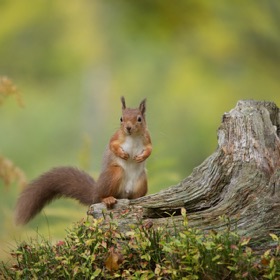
[88,100,280,249]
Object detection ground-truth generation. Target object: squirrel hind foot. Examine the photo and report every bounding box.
[102,196,117,208]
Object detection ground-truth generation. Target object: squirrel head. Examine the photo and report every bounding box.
[120,96,147,136]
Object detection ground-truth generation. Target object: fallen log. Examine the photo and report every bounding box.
[88,100,280,249]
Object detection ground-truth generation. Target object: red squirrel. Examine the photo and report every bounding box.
[15,97,152,225]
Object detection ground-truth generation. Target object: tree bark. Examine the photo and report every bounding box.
[88,100,280,249]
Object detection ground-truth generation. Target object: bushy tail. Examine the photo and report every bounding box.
[15,167,97,225]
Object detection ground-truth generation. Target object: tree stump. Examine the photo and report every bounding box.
[88,100,280,249]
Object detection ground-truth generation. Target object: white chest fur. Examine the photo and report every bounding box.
[117,135,146,196]
[121,135,144,158]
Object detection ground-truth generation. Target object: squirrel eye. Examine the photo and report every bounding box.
[137,116,142,122]
[120,117,123,122]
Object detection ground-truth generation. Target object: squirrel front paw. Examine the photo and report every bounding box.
[134,154,146,163]
[119,149,129,160]
[102,196,117,208]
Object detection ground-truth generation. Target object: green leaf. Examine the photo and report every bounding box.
[241,237,251,246]
[269,233,279,242]
[212,255,220,262]
[227,266,237,271]
[91,268,101,279]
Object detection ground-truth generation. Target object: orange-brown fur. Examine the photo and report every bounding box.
[15,97,152,225]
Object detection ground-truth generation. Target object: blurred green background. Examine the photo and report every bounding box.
[1,1,280,260]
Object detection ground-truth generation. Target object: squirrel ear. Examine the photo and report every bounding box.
[139,98,146,115]
[121,96,126,110]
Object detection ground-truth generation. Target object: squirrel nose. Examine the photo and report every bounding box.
[126,126,132,133]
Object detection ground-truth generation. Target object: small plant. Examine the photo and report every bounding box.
[0,76,26,189]
[1,209,280,279]
[0,76,23,107]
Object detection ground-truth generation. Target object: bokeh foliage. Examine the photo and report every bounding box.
[1,0,280,259]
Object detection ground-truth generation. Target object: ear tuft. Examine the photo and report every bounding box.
[121,96,126,110]
[139,98,146,115]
